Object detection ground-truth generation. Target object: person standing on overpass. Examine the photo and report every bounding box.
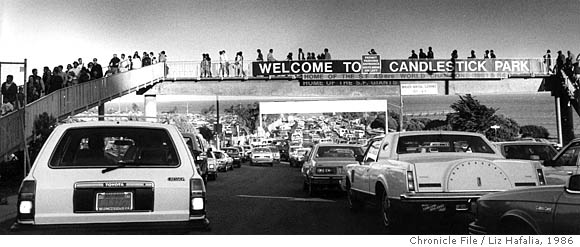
[267,49,276,61]
[324,48,331,60]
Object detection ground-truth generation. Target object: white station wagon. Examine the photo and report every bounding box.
[346,131,546,230]
[11,121,209,232]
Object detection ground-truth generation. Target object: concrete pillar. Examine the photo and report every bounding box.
[98,103,105,121]
[559,96,575,145]
[144,94,157,122]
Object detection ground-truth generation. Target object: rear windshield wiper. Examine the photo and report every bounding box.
[102,161,135,174]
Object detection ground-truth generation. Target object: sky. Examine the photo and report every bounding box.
[1,0,579,84]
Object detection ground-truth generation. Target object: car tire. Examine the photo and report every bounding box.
[380,189,397,231]
[347,182,363,211]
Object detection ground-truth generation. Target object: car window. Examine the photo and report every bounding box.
[213,152,224,159]
[364,141,381,163]
[50,127,179,168]
[503,145,556,160]
[254,148,270,153]
[554,142,580,166]
[396,134,494,154]
[316,146,363,159]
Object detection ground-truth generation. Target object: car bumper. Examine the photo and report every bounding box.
[309,176,346,190]
[252,158,273,163]
[400,191,488,203]
[11,217,210,234]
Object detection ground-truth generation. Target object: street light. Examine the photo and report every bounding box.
[491,125,500,139]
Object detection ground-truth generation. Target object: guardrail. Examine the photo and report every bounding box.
[165,61,253,79]
[0,63,166,158]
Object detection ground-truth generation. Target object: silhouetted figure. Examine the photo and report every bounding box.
[256,49,263,61]
[490,50,496,58]
[409,50,418,59]
[368,49,377,55]
[544,50,552,73]
[286,52,293,61]
[484,50,490,59]
[555,50,565,76]
[298,48,305,60]
[427,47,434,59]
[468,50,476,59]
[419,49,427,59]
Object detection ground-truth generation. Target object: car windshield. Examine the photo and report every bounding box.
[503,144,557,160]
[297,150,309,155]
[316,146,363,159]
[49,127,179,168]
[396,134,495,154]
[254,148,270,153]
[213,152,224,159]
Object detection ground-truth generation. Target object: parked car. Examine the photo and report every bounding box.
[289,148,310,167]
[301,144,364,195]
[11,121,209,232]
[345,131,546,230]
[182,132,208,183]
[206,149,218,180]
[222,147,242,168]
[542,138,580,185]
[213,150,233,171]
[268,146,281,163]
[469,174,580,234]
[250,147,274,167]
[494,141,557,165]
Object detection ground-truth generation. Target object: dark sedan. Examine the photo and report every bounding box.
[469,174,580,234]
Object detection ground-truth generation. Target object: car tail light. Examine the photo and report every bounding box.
[407,171,415,192]
[17,180,36,223]
[190,177,206,217]
[537,169,546,185]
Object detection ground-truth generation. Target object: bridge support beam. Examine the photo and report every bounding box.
[98,103,105,121]
[144,94,157,122]
[556,96,575,146]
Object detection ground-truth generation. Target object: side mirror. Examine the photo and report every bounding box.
[567,175,580,192]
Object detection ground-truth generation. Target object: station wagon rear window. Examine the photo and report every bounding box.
[49,127,179,168]
[396,134,494,154]
[316,146,363,158]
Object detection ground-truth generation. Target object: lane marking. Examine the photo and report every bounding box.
[236,195,335,203]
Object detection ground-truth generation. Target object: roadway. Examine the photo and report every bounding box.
[0,161,473,235]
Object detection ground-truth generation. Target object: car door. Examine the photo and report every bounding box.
[352,140,380,193]
[552,189,580,234]
[545,142,580,185]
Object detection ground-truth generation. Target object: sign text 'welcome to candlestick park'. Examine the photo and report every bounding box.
[252,59,548,78]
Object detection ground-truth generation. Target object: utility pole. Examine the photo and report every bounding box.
[216,95,220,150]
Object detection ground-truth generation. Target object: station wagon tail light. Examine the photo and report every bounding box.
[407,171,415,192]
[537,169,546,185]
[190,178,206,216]
[17,180,36,222]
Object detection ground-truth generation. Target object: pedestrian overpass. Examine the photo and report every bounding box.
[2,57,578,168]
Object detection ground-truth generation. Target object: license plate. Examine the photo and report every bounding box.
[96,192,133,212]
[421,204,446,212]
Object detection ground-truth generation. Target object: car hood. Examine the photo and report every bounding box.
[479,185,565,203]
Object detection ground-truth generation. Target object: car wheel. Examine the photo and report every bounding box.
[380,189,396,230]
[347,182,363,211]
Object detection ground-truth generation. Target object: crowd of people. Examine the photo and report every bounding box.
[543,50,580,80]
[406,48,497,59]
[0,50,167,116]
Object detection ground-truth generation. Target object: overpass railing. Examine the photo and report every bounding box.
[166,58,550,80]
[0,63,166,158]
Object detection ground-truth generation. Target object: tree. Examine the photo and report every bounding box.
[30,112,57,163]
[198,126,213,142]
[225,102,260,134]
[520,125,550,138]
[446,94,519,141]
[201,105,216,116]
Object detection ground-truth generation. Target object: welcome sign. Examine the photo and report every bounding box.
[251,58,547,78]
